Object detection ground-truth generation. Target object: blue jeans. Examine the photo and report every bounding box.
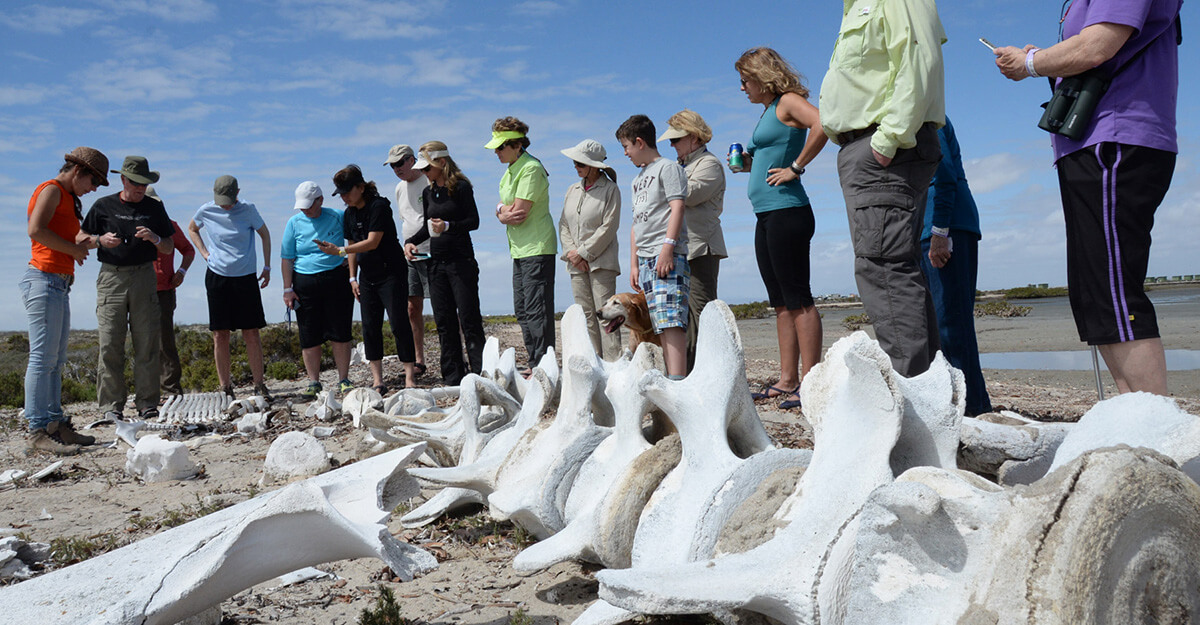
[919,233,992,416]
[20,267,72,430]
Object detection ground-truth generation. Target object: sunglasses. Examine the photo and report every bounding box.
[572,161,589,168]
[669,137,684,145]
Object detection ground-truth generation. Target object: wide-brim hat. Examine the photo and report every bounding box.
[111,155,160,185]
[213,174,239,205]
[384,144,414,166]
[64,147,110,186]
[657,125,690,142]
[561,139,615,176]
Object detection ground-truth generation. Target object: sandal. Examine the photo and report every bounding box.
[750,383,799,402]
[414,362,428,376]
[779,397,803,410]
[372,383,388,396]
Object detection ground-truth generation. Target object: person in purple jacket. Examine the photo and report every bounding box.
[994,0,1182,396]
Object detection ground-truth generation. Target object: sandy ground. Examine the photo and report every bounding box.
[1,292,1197,624]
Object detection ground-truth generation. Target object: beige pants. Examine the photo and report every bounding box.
[96,262,161,414]
[569,268,621,360]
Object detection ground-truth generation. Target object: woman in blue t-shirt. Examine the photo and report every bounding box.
[733,47,830,409]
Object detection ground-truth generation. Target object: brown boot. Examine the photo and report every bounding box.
[29,424,81,456]
[55,420,96,446]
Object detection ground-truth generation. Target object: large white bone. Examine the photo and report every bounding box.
[958,414,1074,485]
[342,388,384,428]
[488,306,612,538]
[0,443,437,625]
[820,446,1200,624]
[595,332,905,625]
[1048,392,1200,482]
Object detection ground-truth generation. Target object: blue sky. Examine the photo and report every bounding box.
[2,0,1197,330]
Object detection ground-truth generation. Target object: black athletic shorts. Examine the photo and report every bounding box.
[1057,142,1174,345]
[293,264,354,348]
[754,205,816,309]
[205,269,266,331]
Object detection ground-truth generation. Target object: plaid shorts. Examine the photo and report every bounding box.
[638,254,690,333]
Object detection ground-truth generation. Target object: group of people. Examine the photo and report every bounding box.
[22,0,1181,456]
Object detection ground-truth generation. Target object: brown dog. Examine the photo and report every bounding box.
[596,291,662,352]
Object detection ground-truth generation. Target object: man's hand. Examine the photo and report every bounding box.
[872,149,893,167]
[928,235,952,268]
[134,225,160,245]
[655,247,674,278]
[258,266,270,289]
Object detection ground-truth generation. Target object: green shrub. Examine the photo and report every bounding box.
[974,300,1032,318]
[842,313,872,331]
[1002,286,1068,299]
[729,300,772,320]
[358,586,412,625]
[266,360,299,381]
[0,370,23,408]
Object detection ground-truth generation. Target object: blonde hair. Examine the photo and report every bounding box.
[666,109,713,144]
[419,141,470,194]
[735,47,810,99]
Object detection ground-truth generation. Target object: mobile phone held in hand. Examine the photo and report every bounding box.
[979,37,996,51]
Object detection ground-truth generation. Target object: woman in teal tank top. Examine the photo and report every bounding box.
[733,47,830,409]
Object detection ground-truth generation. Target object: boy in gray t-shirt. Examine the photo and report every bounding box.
[616,114,690,379]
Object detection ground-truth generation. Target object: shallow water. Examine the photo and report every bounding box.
[981,349,1200,371]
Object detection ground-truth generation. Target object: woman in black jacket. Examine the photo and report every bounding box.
[403,142,485,385]
[320,164,416,393]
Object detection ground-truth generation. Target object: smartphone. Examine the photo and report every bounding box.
[979,37,996,51]
[411,252,430,259]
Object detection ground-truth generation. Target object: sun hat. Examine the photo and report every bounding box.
[560,139,615,178]
[64,147,110,186]
[111,155,160,185]
[145,186,160,200]
[484,130,525,150]
[213,175,239,205]
[294,181,323,209]
[384,144,415,166]
[413,149,451,170]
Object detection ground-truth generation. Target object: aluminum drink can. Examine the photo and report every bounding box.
[728,143,744,170]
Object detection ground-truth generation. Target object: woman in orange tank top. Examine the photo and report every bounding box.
[21,147,108,455]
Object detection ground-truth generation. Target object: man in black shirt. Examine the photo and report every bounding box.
[81,156,174,420]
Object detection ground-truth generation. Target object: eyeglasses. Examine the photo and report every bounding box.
[669,137,683,145]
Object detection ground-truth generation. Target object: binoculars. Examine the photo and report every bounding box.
[1038,70,1110,141]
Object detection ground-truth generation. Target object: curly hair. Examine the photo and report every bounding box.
[665,109,713,144]
[419,140,470,195]
[491,116,531,151]
[735,47,810,99]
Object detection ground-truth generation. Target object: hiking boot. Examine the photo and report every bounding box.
[253,382,273,402]
[29,423,81,456]
[301,381,322,399]
[337,379,354,395]
[55,420,96,446]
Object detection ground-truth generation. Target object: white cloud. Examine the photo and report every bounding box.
[963,151,1040,194]
[279,0,443,40]
[513,1,565,17]
[0,85,53,107]
[97,0,219,22]
[0,5,103,34]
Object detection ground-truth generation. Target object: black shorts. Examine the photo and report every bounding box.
[1057,143,1174,345]
[293,265,354,349]
[754,205,816,309]
[205,270,266,331]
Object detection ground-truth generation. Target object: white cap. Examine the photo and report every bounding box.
[294,181,323,209]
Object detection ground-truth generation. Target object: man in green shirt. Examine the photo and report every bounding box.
[819,0,947,377]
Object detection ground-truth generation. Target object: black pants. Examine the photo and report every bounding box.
[359,273,415,363]
[428,257,486,385]
[512,254,556,366]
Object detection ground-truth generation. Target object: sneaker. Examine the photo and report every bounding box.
[222,384,235,399]
[301,381,322,399]
[337,379,354,395]
[253,382,273,402]
[29,424,81,456]
[55,420,96,446]
[138,407,160,421]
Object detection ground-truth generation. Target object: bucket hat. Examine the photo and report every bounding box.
[64,147,110,186]
[111,155,160,185]
[560,140,616,179]
[213,175,239,205]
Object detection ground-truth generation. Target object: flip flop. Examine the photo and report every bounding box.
[750,383,799,402]
[414,362,428,376]
[779,398,803,410]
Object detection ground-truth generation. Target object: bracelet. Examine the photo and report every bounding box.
[663,237,677,246]
[262,265,271,272]
[177,267,187,275]
[349,277,357,283]
[152,234,162,245]
[283,287,294,294]
[338,247,347,257]
[496,203,504,216]
[789,162,805,175]
[1025,48,1041,78]
[931,226,950,238]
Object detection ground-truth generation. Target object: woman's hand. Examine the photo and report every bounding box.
[351,280,360,300]
[995,45,1036,81]
[766,167,800,186]
[566,249,589,272]
[258,266,270,289]
[728,152,752,173]
[430,218,446,234]
[403,242,418,261]
[314,239,341,256]
[283,290,299,310]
